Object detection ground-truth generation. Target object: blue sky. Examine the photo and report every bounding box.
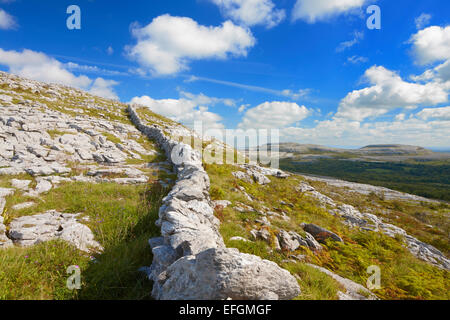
[0,0,449,147]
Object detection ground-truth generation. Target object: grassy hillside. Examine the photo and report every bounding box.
[1,72,449,300]
[279,159,450,201]
[0,72,172,299]
[205,163,450,300]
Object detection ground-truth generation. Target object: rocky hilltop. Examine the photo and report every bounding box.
[0,71,449,300]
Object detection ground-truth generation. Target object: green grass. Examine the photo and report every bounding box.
[307,179,450,256]
[205,163,450,300]
[0,240,91,300]
[102,132,122,145]
[69,182,166,300]
[46,129,73,139]
[283,263,341,300]
[321,232,450,300]
[280,158,450,201]
[0,73,178,299]
[0,179,169,300]
[136,106,176,126]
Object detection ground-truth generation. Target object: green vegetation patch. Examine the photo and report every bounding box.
[280,158,450,201]
[0,180,168,300]
[205,163,450,300]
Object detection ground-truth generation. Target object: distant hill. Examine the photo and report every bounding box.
[358,144,433,155]
[256,143,436,156]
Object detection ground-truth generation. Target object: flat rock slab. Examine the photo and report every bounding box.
[25,164,71,176]
[11,179,32,190]
[8,210,102,252]
[11,202,35,210]
[0,188,15,198]
[87,167,144,178]
[24,180,52,197]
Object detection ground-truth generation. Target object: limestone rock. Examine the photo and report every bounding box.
[8,210,102,252]
[248,170,270,185]
[128,105,301,300]
[152,248,301,300]
[277,230,322,252]
[24,179,52,197]
[0,188,15,198]
[297,182,315,193]
[229,236,251,242]
[232,171,253,184]
[11,202,35,210]
[239,164,289,179]
[212,200,232,209]
[10,179,32,190]
[250,228,271,242]
[301,223,343,244]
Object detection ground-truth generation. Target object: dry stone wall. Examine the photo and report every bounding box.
[128,105,301,300]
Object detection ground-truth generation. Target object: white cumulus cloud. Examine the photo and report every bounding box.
[410,25,450,65]
[416,106,450,121]
[0,48,91,88]
[179,91,236,107]
[209,0,285,28]
[130,92,230,131]
[0,48,119,100]
[238,101,310,129]
[281,116,450,147]
[411,59,450,83]
[89,78,119,100]
[127,14,255,76]
[292,0,367,23]
[336,66,449,121]
[336,31,364,52]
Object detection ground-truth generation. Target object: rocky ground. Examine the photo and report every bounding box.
[226,165,450,271]
[0,71,172,252]
[1,71,448,300]
[296,181,450,270]
[207,159,449,299]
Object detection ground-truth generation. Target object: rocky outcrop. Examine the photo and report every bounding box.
[232,164,289,185]
[232,171,254,184]
[0,73,157,178]
[7,210,102,252]
[0,72,168,254]
[211,200,231,209]
[152,248,300,300]
[0,190,14,248]
[301,223,344,244]
[128,105,301,300]
[277,229,323,252]
[299,182,450,270]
